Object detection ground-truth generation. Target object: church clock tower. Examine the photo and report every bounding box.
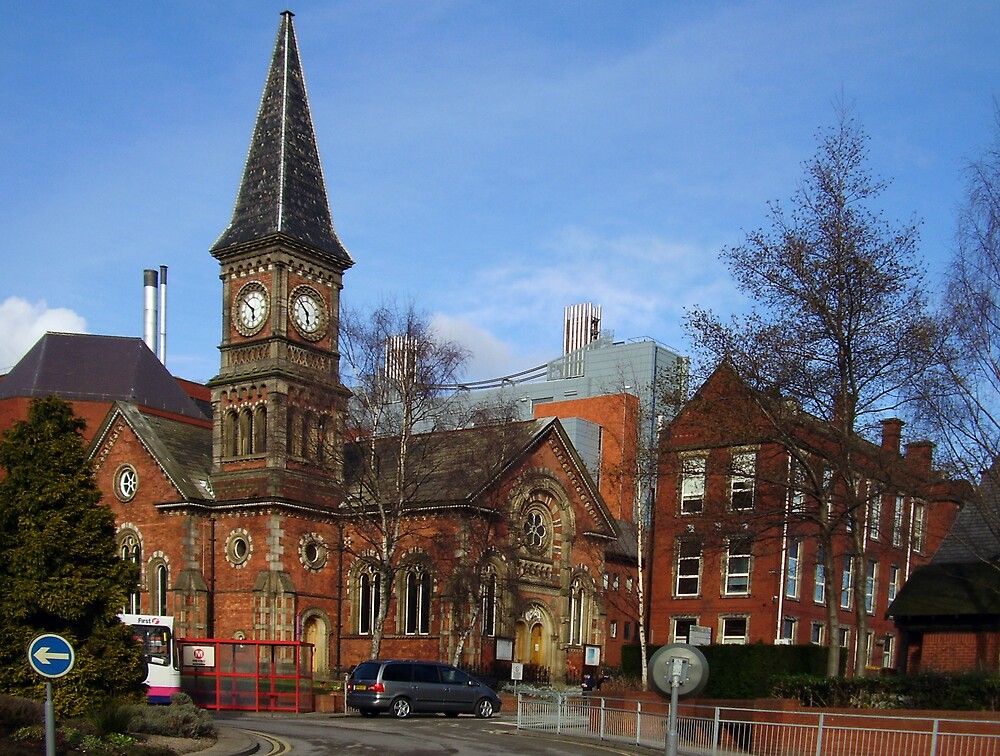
[208,11,353,507]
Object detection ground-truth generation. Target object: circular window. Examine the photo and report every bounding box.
[114,465,139,502]
[299,533,328,571]
[524,508,548,551]
[226,530,252,568]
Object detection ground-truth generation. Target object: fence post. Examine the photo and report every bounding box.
[599,696,606,741]
[814,712,824,756]
[635,700,642,746]
[930,718,939,756]
[712,707,720,756]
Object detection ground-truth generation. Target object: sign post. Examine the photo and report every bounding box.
[27,634,75,756]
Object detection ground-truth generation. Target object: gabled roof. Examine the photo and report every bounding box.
[344,417,619,540]
[212,11,352,267]
[0,333,208,421]
[90,402,214,503]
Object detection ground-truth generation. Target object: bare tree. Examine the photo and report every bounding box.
[915,109,1000,560]
[340,301,470,658]
[685,108,937,676]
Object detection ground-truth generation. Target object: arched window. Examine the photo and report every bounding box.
[568,577,587,646]
[302,412,316,462]
[359,569,380,635]
[481,567,498,637]
[288,408,303,457]
[405,567,432,636]
[316,415,327,464]
[253,405,267,453]
[238,408,253,456]
[120,532,141,614]
[224,410,239,457]
[150,561,169,616]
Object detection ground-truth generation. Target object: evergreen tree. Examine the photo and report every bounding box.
[0,397,146,716]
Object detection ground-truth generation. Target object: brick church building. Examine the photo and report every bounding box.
[0,12,630,683]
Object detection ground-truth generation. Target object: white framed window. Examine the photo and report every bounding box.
[865,631,875,667]
[724,538,752,595]
[887,564,901,604]
[789,457,807,513]
[868,487,882,541]
[730,451,756,510]
[814,548,827,605]
[612,574,620,591]
[405,567,432,635]
[672,617,698,643]
[838,626,851,649]
[893,495,905,547]
[912,502,927,552]
[841,556,853,610]
[675,540,702,596]
[865,560,878,615]
[680,456,707,514]
[721,616,749,645]
[780,617,798,644]
[481,568,498,637]
[882,634,896,668]
[810,621,825,645]
[358,568,380,635]
[155,562,168,616]
[785,540,801,599]
[610,620,618,639]
[626,576,633,593]
[569,577,587,645]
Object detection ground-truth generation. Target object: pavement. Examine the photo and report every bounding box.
[190,726,260,756]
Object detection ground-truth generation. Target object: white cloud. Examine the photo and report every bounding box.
[430,312,547,382]
[0,297,87,372]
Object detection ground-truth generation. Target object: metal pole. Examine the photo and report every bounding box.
[665,657,686,756]
[45,681,55,756]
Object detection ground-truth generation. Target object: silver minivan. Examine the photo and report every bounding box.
[346,659,501,719]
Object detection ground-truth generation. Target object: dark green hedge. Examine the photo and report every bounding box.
[623,643,829,699]
[773,673,1000,711]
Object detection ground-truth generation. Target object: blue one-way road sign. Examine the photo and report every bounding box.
[28,634,75,679]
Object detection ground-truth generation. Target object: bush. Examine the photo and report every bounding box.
[772,672,1000,711]
[91,700,139,736]
[127,693,215,739]
[0,695,43,732]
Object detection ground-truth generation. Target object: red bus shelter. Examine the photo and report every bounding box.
[179,638,314,713]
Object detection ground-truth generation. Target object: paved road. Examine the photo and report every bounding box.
[215,711,649,755]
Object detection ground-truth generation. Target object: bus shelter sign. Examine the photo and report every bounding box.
[182,645,216,668]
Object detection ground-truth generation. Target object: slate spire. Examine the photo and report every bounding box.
[212,11,352,266]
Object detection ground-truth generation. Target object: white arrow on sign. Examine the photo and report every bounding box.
[32,646,71,666]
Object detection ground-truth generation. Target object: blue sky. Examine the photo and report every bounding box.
[1,1,998,383]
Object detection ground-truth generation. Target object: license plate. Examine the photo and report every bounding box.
[353,684,367,691]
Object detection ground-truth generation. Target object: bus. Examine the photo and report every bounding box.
[119,614,181,704]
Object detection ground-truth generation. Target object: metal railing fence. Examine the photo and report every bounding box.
[515,692,1000,755]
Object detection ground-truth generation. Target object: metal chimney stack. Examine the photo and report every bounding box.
[143,269,158,355]
[158,265,167,365]
[142,267,168,365]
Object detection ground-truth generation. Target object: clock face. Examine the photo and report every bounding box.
[290,286,327,339]
[234,282,269,336]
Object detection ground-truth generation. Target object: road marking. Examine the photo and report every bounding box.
[242,729,291,755]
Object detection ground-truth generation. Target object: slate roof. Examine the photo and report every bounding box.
[344,417,619,539]
[91,403,214,503]
[889,474,1000,619]
[212,11,352,267]
[0,333,208,421]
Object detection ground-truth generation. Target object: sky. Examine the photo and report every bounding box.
[1,1,998,384]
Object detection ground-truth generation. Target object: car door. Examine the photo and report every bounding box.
[439,665,479,713]
[410,663,445,712]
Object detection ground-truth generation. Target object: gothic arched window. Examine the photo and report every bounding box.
[405,567,432,636]
[253,405,267,453]
[358,569,380,635]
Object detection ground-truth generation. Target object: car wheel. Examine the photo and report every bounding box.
[391,697,412,719]
[474,698,495,719]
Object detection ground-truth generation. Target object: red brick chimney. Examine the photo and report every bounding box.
[881,418,903,453]
[906,440,934,472]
